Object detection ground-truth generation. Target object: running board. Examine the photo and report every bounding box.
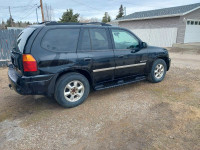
[94,76,146,90]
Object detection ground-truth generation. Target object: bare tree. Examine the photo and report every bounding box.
[79,17,101,23]
[79,16,90,23]
[43,3,54,21]
[90,17,100,22]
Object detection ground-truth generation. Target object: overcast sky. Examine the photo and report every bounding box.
[0,0,199,23]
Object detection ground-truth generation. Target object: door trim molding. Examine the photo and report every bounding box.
[93,62,146,72]
[93,67,115,72]
[115,62,146,69]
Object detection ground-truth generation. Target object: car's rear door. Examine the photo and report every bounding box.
[77,27,115,85]
[111,28,148,79]
[31,26,80,75]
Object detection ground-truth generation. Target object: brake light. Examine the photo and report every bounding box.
[22,54,37,72]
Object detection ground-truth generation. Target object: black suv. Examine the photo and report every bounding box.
[8,22,171,108]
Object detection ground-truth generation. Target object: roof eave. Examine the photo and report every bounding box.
[115,14,182,22]
[115,6,200,22]
[182,6,200,15]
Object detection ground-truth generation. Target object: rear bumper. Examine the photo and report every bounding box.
[8,65,55,95]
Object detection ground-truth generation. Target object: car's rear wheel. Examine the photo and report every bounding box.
[148,59,167,83]
[55,73,90,108]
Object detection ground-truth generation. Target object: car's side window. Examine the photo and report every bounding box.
[79,29,91,51]
[89,28,109,50]
[112,29,139,50]
[41,28,80,52]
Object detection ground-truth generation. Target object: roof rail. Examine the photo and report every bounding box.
[38,21,54,24]
[43,21,112,26]
[85,22,112,26]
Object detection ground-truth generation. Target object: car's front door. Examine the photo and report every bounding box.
[111,28,148,79]
[77,27,115,85]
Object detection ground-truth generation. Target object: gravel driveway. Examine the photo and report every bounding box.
[0,52,200,150]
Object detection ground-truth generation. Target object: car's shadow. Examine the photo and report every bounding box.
[1,80,154,122]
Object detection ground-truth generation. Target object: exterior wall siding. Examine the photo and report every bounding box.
[118,17,180,30]
[178,8,200,43]
[118,17,181,45]
[118,8,200,44]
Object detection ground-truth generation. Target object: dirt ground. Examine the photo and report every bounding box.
[0,51,200,150]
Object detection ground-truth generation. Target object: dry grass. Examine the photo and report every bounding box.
[0,65,200,149]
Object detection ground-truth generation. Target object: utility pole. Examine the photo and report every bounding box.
[40,0,45,22]
[35,4,40,23]
[36,7,39,23]
[8,6,13,27]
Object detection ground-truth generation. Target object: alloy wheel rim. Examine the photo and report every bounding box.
[154,64,164,79]
[64,80,84,102]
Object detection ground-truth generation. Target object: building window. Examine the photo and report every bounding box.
[195,21,198,25]
[191,21,194,25]
[199,21,200,25]
[187,21,190,25]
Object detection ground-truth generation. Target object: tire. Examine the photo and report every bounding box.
[148,59,167,83]
[55,72,90,108]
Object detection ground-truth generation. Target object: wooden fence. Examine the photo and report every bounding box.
[0,29,22,67]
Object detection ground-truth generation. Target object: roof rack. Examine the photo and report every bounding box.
[38,21,53,24]
[42,21,112,26]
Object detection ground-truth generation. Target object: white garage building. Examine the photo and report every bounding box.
[116,3,200,47]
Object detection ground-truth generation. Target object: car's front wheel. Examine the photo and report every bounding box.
[55,73,90,108]
[148,59,167,83]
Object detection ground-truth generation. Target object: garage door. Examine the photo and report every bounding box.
[184,20,200,43]
[130,28,177,47]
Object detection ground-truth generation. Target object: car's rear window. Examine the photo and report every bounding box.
[41,28,80,52]
[17,27,36,53]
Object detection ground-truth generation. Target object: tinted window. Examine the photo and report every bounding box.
[41,28,80,52]
[17,27,36,52]
[89,28,109,50]
[112,29,139,49]
[79,29,91,51]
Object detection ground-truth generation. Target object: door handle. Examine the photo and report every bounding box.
[131,50,136,53]
[84,57,92,61]
[118,55,124,58]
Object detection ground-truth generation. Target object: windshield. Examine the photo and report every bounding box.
[16,27,36,53]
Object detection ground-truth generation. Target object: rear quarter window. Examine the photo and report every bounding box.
[41,28,80,52]
[17,27,36,53]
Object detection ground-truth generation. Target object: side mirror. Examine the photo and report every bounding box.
[141,42,147,48]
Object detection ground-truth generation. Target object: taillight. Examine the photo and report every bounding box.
[22,54,37,72]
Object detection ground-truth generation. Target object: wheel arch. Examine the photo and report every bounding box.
[157,56,170,71]
[56,69,93,86]
[47,69,93,97]
[147,56,169,74]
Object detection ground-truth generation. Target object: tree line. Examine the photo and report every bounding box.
[0,18,32,29]
[60,4,125,23]
[0,4,125,29]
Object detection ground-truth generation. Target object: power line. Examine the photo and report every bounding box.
[72,0,102,12]
[20,8,36,21]
[0,5,33,9]
[19,5,37,20]
[0,0,38,10]
[109,0,137,6]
